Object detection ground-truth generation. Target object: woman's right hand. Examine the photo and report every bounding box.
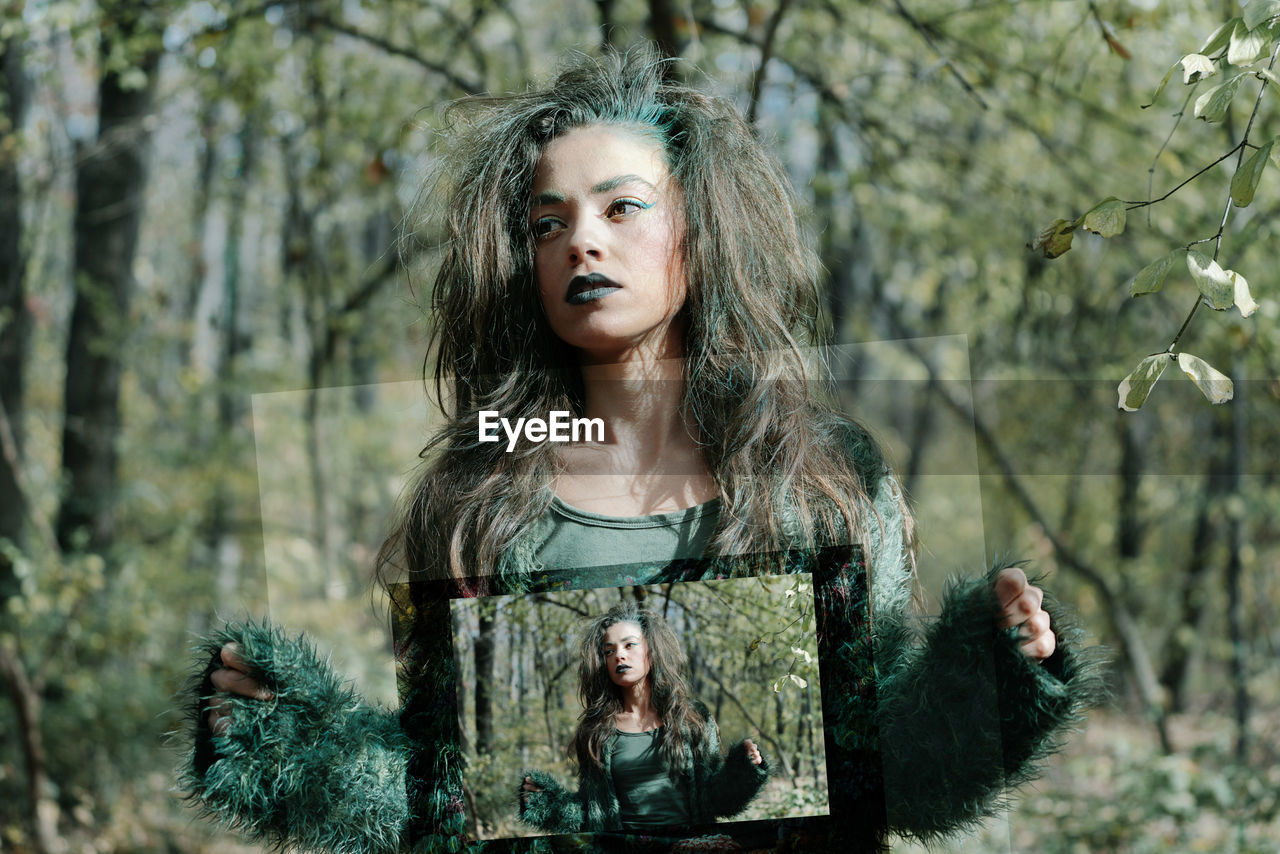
[207,643,274,735]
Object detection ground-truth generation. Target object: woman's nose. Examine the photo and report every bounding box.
[566,219,604,266]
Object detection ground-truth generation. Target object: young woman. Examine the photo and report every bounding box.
[187,47,1102,853]
[517,604,768,838]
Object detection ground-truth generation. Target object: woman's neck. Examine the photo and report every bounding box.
[555,355,717,516]
[579,357,691,458]
[616,682,659,729]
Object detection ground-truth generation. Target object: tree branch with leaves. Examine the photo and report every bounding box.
[1030,4,1280,411]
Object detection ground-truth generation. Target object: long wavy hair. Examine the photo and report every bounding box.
[378,45,893,587]
[573,603,707,779]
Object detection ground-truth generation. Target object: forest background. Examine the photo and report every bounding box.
[1,0,1278,852]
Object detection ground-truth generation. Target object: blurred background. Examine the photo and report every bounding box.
[1,1,1277,852]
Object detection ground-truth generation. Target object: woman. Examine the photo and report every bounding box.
[187,46,1102,853]
[517,604,768,837]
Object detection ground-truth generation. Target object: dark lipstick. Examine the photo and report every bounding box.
[567,272,622,305]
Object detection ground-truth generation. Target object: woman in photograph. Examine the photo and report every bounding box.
[517,604,768,837]
[185,46,1102,853]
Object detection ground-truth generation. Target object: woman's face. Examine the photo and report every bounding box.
[602,620,651,689]
[529,125,687,364]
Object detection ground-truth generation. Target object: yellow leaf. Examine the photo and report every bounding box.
[1028,218,1076,258]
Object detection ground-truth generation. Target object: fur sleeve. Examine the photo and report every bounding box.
[178,621,410,854]
[516,769,585,832]
[868,477,1107,842]
[703,732,771,819]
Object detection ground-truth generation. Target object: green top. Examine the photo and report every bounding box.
[609,727,691,831]
[535,496,721,568]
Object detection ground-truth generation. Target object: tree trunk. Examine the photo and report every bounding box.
[0,28,29,603]
[517,618,527,766]
[1115,417,1143,560]
[176,95,219,376]
[814,112,851,339]
[1227,361,1248,762]
[1158,461,1222,712]
[452,603,471,756]
[474,599,497,755]
[647,0,678,61]
[596,0,617,48]
[56,15,160,553]
[210,109,260,610]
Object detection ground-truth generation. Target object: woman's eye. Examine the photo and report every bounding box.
[531,216,564,239]
[605,198,650,218]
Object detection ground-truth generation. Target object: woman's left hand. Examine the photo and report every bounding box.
[994,567,1056,660]
[519,777,542,801]
[743,738,763,765]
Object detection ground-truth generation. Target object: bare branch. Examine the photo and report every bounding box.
[747,0,795,126]
[1161,42,1279,355]
[888,0,989,110]
[699,665,797,782]
[529,595,593,617]
[306,15,482,94]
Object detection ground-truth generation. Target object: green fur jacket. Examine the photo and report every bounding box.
[517,703,769,834]
[180,450,1105,853]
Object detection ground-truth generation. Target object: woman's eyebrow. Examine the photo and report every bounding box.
[529,189,566,208]
[531,177,655,209]
[591,174,655,194]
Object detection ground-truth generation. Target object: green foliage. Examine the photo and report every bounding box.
[1186,250,1235,309]
[1033,5,1280,411]
[1229,137,1273,205]
[1028,218,1076,259]
[944,711,1280,854]
[1127,249,1181,297]
[1180,53,1215,85]
[1117,353,1172,412]
[1176,352,1234,403]
[1193,73,1245,121]
[1082,197,1127,238]
[1245,1,1280,32]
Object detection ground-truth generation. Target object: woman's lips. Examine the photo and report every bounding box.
[567,273,622,305]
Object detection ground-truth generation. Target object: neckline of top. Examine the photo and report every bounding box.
[551,495,720,527]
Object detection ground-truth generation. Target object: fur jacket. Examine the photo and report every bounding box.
[179,434,1106,853]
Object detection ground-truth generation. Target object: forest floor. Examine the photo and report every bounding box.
[4,707,1276,853]
[897,707,1280,854]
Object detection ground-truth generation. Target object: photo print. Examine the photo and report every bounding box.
[390,543,875,852]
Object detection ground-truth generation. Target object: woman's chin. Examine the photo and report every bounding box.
[556,323,685,364]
